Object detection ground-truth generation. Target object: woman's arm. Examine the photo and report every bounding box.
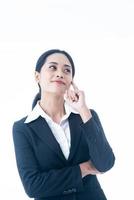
[12,122,83,198]
[80,109,115,172]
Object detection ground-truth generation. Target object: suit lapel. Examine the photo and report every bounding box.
[68,113,82,161]
[27,116,66,162]
[27,114,83,163]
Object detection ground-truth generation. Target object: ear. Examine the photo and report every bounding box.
[35,71,40,83]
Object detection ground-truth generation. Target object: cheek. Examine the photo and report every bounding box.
[39,72,49,85]
[39,78,47,89]
[66,80,72,89]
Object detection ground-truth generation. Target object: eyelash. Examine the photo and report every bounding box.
[49,66,71,73]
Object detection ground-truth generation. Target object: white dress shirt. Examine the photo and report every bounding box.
[24,101,78,159]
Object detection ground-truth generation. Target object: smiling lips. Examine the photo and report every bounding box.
[53,80,66,85]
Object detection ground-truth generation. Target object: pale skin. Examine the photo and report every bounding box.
[35,53,101,177]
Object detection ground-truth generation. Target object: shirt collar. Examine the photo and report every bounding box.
[24,101,78,124]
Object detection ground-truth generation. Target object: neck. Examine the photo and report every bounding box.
[39,92,65,120]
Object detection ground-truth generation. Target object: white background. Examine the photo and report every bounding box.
[0,0,134,199]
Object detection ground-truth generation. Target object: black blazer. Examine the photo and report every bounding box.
[12,109,115,200]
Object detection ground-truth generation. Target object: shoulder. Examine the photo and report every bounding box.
[12,116,33,146]
[90,109,98,117]
[13,116,28,131]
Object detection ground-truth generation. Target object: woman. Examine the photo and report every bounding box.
[13,49,115,200]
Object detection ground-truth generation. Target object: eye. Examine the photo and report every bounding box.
[64,68,71,73]
[49,65,57,70]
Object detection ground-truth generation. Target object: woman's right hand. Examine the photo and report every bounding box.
[79,161,101,178]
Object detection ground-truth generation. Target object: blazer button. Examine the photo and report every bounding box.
[63,190,69,195]
[63,188,76,195]
[71,188,76,193]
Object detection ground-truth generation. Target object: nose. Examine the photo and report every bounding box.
[56,71,64,79]
[56,74,63,78]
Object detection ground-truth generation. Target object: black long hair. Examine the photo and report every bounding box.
[32,49,75,109]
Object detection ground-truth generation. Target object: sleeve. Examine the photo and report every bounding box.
[80,109,115,172]
[12,122,83,198]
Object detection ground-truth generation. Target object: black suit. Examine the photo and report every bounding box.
[12,109,115,200]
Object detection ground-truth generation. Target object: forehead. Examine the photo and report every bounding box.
[45,53,71,66]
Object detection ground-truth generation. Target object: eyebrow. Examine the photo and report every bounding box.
[48,62,71,68]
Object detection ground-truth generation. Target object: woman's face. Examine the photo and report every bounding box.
[35,53,73,96]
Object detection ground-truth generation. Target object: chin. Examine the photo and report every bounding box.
[45,87,66,96]
[53,89,65,96]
